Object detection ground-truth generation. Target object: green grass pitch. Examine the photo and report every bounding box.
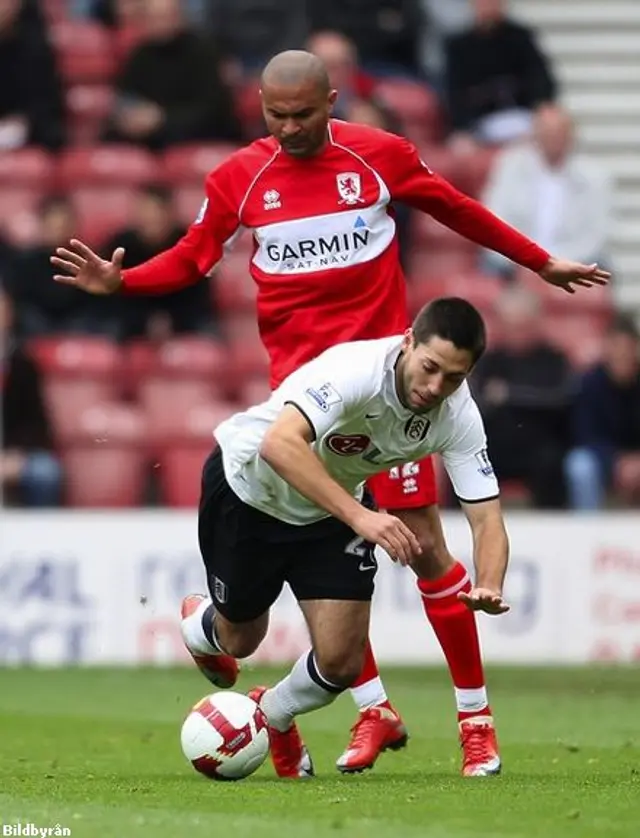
[0,666,638,837]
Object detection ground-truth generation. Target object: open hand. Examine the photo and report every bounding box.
[51,239,124,295]
[458,587,510,615]
[539,257,611,294]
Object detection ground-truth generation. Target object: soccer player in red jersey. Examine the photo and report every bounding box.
[52,50,609,777]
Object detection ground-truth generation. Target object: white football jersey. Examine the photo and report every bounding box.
[214,336,499,525]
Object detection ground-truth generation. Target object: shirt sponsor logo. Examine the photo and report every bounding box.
[475,449,495,476]
[265,218,370,269]
[337,172,365,205]
[304,382,342,413]
[326,433,371,456]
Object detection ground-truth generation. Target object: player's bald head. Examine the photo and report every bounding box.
[261,50,330,96]
[260,50,337,158]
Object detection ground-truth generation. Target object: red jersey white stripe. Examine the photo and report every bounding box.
[121,120,549,387]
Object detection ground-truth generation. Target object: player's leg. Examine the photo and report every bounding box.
[394,503,501,777]
[250,519,376,778]
[335,461,437,772]
[180,447,285,686]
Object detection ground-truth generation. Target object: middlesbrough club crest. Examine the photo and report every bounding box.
[336,172,364,205]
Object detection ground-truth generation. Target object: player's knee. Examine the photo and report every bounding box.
[314,647,363,688]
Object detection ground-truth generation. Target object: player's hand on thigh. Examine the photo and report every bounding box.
[352,508,422,566]
[458,587,510,615]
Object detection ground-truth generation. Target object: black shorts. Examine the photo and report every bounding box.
[198,448,378,623]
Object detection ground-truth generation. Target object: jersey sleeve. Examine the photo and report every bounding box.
[279,349,373,440]
[377,134,549,273]
[440,396,500,503]
[120,165,241,295]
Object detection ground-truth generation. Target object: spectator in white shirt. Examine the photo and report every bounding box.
[480,104,611,279]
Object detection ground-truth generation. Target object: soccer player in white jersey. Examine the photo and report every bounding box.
[181,297,509,778]
[53,49,609,775]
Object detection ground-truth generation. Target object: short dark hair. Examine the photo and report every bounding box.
[412,297,486,363]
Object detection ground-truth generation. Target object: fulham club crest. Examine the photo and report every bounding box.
[336,172,365,205]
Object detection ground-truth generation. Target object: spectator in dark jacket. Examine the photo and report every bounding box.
[565,314,640,509]
[1,285,63,507]
[472,285,572,508]
[309,0,425,77]
[0,0,66,150]
[102,184,218,340]
[103,0,242,150]
[445,0,556,152]
[4,195,117,339]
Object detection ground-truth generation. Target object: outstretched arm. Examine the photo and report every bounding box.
[51,172,240,296]
[383,136,611,293]
[458,498,510,615]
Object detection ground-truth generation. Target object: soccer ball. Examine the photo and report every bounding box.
[181,691,270,781]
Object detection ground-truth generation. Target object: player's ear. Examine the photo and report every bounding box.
[401,328,414,352]
[328,89,338,109]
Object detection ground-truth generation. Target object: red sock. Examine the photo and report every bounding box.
[350,639,392,711]
[418,561,491,722]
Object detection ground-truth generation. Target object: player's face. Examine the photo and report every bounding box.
[397,333,474,414]
[261,82,337,158]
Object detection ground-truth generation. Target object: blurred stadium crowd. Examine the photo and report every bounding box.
[1,0,639,511]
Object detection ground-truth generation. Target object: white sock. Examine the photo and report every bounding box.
[260,651,344,732]
[350,676,388,711]
[455,686,489,715]
[180,597,221,655]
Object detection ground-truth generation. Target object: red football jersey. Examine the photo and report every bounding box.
[122,120,548,387]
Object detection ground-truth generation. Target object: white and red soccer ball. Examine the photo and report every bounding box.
[181,691,270,781]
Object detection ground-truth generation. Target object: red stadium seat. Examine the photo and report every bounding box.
[0,187,42,246]
[29,336,122,377]
[57,146,160,187]
[141,379,220,447]
[155,337,232,397]
[224,316,270,383]
[28,337,124,439]
[156,445,212,507]
[0,148,55,187]
[239,376,271,407]
[375,79,444,143]
[71,186,137,245]
[418,145,499,198]
[61,402,148,507]
[215,252,256,313]
[162,144,241,184]
[406,248,477,285]
[174,185,205,228]
[406,270,504,316]
[50,21,116,84]
[156,402,240,507]
[66,85,115,146]
[63,447,147,507]
[44,379,119,443]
